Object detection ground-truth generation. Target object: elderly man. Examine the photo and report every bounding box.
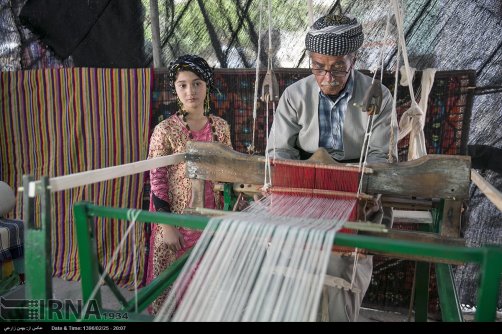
[267,14,398,321]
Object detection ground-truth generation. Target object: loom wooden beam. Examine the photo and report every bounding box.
[393,210,433,224]
[184,142,472,264]
[186,142,471,200]
[271,186,374,200]
[440,199,463,238]
[381,196,436,210]
[360,230,465,264]
[185,142,368,184]
[190,179,205,209]
[361,229,464,246]
[364,155,471,199]
[186,141,265,184]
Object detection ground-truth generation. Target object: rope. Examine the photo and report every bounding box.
[357,114,376,196]
[357,12,393,194]
[389,40,400,163]
[264,98,272,188]
[250,0,264,154]
[391,0,416,103]
[397,67,436,160]
[262,0,276,190]
[392,0,435,161]
[370,13,392,85]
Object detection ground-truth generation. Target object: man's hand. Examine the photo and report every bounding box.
[358,194,384,224]
[233,193,250,211]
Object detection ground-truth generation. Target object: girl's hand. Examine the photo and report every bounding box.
[161,224,185,252]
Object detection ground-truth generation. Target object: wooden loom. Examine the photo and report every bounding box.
[186,141,469,253]
[17,142,502,322]
[183,141,480,321]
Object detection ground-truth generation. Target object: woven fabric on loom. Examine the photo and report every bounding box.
[0,68,152,288]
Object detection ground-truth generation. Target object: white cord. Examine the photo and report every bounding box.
[391,0,416,103]
[251,0,264,153]
[357,12,391,196]
[264,100,277,190]
[264,99,271,187]
[371,13,392,84]
[389,42,400,163]
[392,0,434,161]
[262,0,276,189]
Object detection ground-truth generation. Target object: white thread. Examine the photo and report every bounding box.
[358,11,392,192]
[392,0,416,103]
[251,0,263,153]
[268,0,273,63]
[357,115,374,196]
[397,67,436,160]
[262,0,276,189]
[155,194,355,321]
[392,0,434,161]
[389,41,400,163]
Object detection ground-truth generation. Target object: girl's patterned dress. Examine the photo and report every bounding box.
[145,113,232,314]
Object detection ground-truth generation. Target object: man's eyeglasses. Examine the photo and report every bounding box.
[310,67,351,77]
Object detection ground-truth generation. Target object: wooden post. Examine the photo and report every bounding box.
[149,0,162,68]
[190,179,205,209]
[440,199,462,238]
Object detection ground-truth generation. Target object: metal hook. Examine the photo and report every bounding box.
[361,80,383,115]
[260,69,280,103]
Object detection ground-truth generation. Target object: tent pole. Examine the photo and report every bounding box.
[150,0,162,67]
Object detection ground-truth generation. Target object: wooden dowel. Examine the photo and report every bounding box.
[21,153,184,195]
[272,160,373,173]
[271,186,374,200]
[184,207,387,233]
[471,170,502,212]
[214,183,374,201]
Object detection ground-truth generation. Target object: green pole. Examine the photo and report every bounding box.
[74,202,102,309]
[435,263,463,321]
[24,176,53,302]
[475,246,502,322]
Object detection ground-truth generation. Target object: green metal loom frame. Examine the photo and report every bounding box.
[21,174,502,321]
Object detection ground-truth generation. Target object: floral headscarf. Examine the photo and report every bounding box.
[168,54,215,94]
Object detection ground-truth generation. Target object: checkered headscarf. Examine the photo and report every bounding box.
[168,54,215,94]
[305,14,364,56]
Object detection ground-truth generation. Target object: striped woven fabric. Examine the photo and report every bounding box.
[0,68,152,288]
[0,218,24,263]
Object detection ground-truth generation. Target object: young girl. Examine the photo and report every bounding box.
[146,54,232,314]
